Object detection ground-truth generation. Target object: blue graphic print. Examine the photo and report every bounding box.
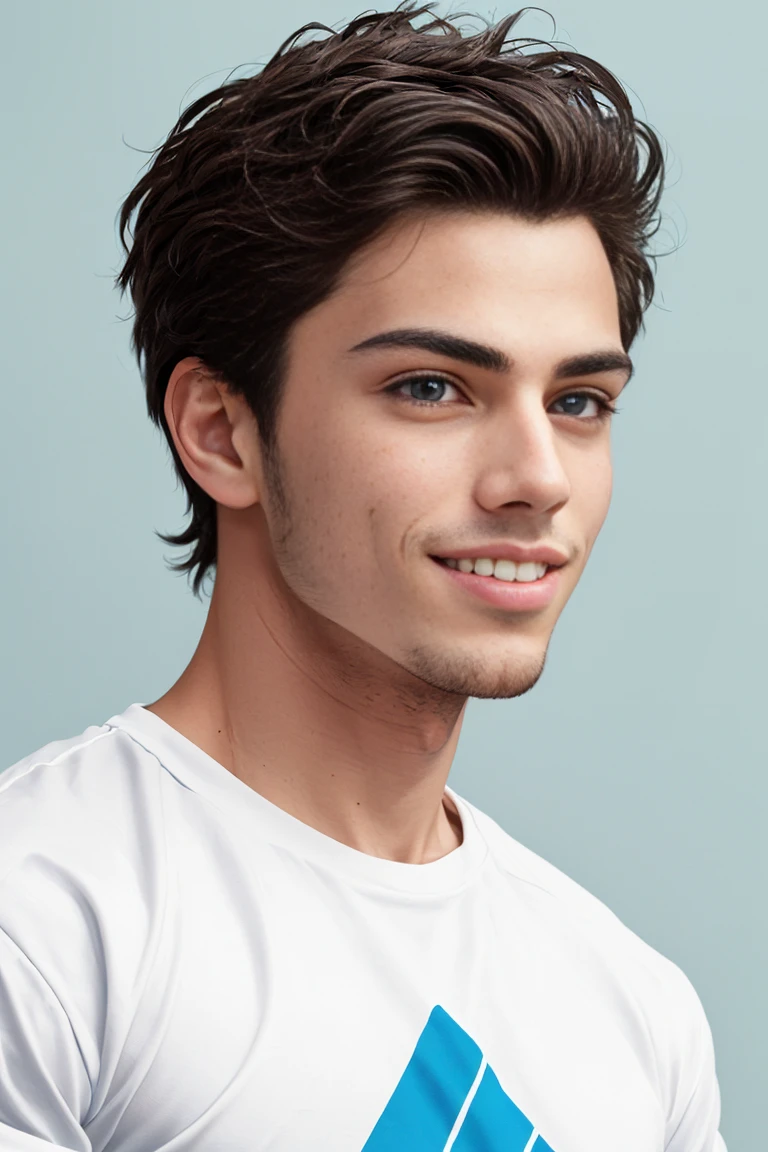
[362,1006,556,1151]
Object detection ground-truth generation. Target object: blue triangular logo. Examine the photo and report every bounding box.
[362,1006,556,1151]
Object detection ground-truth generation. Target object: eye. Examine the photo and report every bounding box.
[384,373,462,406]
[549,391,617,421]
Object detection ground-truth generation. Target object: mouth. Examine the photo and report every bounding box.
[430,556,551,582]
[429,554,562,611]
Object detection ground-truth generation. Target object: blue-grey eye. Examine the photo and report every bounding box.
[552,393,609,418]
[406,376,450,402]
[555,393,590,416]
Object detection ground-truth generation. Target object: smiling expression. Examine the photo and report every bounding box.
[248,209,630,700]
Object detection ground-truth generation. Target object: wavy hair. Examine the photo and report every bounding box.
[116,2,664,598]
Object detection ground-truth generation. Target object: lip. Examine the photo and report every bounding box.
[430,555,562,612]
[430,544,568,567]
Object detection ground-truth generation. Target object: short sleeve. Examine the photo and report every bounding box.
[0,925,92,1150]
[663,962,727,1152]
[0,735,172,1152]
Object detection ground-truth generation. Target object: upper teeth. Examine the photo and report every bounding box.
[444,558,547,582]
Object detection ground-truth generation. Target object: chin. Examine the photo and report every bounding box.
[405,643,548,700]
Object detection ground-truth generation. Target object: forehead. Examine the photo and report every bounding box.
[296,210,622,368]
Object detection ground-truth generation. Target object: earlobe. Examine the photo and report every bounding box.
[163,358,261,511]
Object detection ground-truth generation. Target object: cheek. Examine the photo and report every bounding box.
[281,421,396,576]
[577,450,613,539]
[297,410,439,526]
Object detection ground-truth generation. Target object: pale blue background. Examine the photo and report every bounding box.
[2,2,765,1146]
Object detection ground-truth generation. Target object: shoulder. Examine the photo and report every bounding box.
[0,719,174,1078]
[0,717,173,950]
[464,793,676,967]
[0,719,177,1138]
[0,719,169,876]
[460,793,723,1140]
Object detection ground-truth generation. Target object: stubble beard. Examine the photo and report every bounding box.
[261,442,550,703]
[403,639,548,701]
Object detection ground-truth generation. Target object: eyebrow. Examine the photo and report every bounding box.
[348,327,634,383]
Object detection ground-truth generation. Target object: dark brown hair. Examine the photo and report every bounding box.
[116,2,664,598]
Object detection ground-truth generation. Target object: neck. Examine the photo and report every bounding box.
[146,558,468,864]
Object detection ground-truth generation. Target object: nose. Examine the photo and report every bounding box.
[472,394,571,516]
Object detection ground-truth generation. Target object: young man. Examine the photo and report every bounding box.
[0,4,726,1150]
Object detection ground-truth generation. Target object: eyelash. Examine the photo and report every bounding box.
[383,373,619,422]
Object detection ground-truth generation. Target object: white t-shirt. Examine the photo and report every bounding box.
[0,703,726,1152]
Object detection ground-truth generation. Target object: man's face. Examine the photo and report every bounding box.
[254,211,629,700]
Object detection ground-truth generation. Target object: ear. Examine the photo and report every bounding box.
[163,357,262,510]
